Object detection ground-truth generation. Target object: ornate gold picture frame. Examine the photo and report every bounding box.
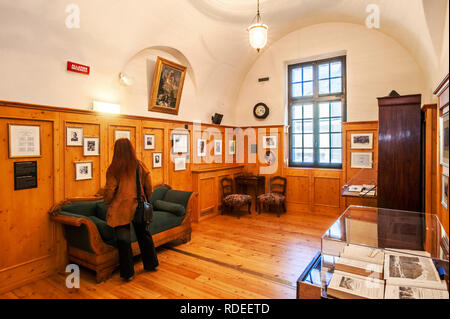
[148,56,187,115]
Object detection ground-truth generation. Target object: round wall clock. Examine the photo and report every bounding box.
[253,102,269,119]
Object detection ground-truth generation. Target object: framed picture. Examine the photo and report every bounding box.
[350,152,373,169]
[197,139,206,157]
[144,134,155,150]
[350,133,373,149]
[172,133,188,153]
[83,137,100,156]
[153,152,162,168]
[214,139,222,156]
[174,156,186,171]
[8,124,41,158]
[148,56,187,115]
[264,150,276,165]
[442,174,449,209]
[115,130,131,141]
[74,162,93,181]
[263,136,277,149]
[250,144,257,154]
[229,140,236,155]
[66,127,83,146]
[440,112,449,167]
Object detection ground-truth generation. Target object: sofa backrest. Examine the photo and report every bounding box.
[149,185,170,203]
[61,200,102,217]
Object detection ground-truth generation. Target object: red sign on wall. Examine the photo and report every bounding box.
[67,61,90,75]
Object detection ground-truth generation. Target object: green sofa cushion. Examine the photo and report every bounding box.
[150,186,169,204]
[61,200,102,217]
[153,200,185,217]
[149,211,184,235]
[96,201,109,220]
[163,190,193,209]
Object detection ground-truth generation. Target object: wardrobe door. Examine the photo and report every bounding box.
[377,94,422,212]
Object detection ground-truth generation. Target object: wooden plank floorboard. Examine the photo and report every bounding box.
[0,211,334,299]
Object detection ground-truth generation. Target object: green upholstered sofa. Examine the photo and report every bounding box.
[49,184,195,282]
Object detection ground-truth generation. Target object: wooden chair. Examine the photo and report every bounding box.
[221,177,252,219]
[257,176,287,217]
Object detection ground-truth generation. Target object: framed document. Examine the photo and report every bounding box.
[197,139,206,157]
[262,136,277,149]
[8,124,41,158]
[350,152,373,169]
[75,162,93,181]
[174,156,186,171]
[83,137,100,156]
[440,112,449,167]
[229,140,236,155]
[66,127,83,146]
[214,139,222,156]
[115,130,131,141]
[442,174,449,209]
[172,133,188,153]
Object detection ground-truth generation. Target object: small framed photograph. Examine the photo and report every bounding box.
[174,156,186,171]
[250,144,257,154]
[153,152,162,168]
[115,130,131,141]
[442,174,449,209]
[144,134,155,150]
[197,139,206,157]
[83,137,100,156]
[351,133,373,149]
[74,162,93,181]
[8,124,41,158]
[264,150,276,165]
[263,136,277,149]
[66,127,83,146]
[350,152,373,169]
[172,133,188,153]
[440,112,449,167]
[229,140,236,155]
[214,139,222,156]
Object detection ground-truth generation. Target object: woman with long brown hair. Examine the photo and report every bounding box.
[103,138,158,281]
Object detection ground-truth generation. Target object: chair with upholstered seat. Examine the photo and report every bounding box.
[257,176,287,217]
[221,177,252,219]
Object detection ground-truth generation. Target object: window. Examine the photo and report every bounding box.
[288,56,346,168]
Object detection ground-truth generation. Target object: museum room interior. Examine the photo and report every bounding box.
[0,0,449,300]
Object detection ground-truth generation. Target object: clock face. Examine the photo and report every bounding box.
[253,103,269,119]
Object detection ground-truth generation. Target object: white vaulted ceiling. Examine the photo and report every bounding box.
[0,0,448,124]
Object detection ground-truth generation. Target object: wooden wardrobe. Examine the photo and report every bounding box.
[377,94,423,212]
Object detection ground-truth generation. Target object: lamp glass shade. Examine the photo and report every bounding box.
[247,23,268,51]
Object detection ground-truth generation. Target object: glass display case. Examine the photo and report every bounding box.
[321,205,449,299]
[342,168,377,198]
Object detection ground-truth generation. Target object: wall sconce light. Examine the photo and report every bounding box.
[92,100,121,114]
[119,72,134,86]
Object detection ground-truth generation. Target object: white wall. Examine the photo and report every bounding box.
[233,23,429,126]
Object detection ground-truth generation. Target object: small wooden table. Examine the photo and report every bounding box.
[235,175,265,210]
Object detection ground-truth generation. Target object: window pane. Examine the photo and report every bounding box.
[330,78,342,93]
[319,102,330,118]
[304,134,313,147]
[292,68,302,82]
[319,79,330,94]
[331,149,342,163]
[330,62,341,77]
[303,104,313,119]
[319,119,330,132]
[319,63,329,79]
[331,133,342,148]
[331,101,342,117]
[293,134,302,147]
[320,149,330,163]
[303,81,313,96]
[292,104,302,119]
[292,120,302,133]
[293,149,302,162]
[303,120,313,133]
[304,149,314,163]
[292,83,302,97]
[320,134,330,147]
[331,118,341,132]
[303,66,313,81]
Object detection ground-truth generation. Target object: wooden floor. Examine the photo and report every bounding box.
[0,210,337,299]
